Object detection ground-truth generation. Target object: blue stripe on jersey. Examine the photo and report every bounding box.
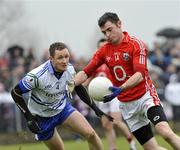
[31,93,66,109]
[23,80,33,89]
[52,94,66,109]
[36,66,48,78]
[31,94,54,106]
[18,80,31,93]
[31,96,45,105]
[34,62,48,77]
[31,94,58,105]
[47,61,54,74]
[38,67,48,78]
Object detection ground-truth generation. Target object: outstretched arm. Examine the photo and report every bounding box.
[67,71,88,93]
[74,85,113,121]
[104,72,144,103]
[120,72,144,91]
[11,85,40,133]
[74,71,88,86]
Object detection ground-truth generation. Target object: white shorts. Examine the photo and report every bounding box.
[119,91,161,132]
[96,98,120,114]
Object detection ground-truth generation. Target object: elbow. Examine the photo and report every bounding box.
[11,88,15,98]
[11,89,14,97]
[11,88,16,103]
[11,85,23,103]
[137,72,144,82]
[133,65,145,80]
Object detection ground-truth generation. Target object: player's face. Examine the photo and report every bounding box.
[50,48,70,72]
[100,21,122,45]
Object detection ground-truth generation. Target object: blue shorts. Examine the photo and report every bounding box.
[35,101,75,141]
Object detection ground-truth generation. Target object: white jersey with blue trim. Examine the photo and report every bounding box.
[19,60,76,117]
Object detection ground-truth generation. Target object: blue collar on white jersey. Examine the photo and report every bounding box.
[47,60,64,79]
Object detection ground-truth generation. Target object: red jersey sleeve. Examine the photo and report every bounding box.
[83,47,105,77]
[132,38,148,78]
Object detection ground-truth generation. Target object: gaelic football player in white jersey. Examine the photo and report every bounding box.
[11,42,113,150]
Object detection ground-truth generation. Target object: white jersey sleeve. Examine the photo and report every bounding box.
[21,73,39,91]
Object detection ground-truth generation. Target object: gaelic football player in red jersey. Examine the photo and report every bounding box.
[85,38,137,150]
[72,12,180,150]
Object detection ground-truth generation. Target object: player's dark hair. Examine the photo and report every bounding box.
[97,38,106,47]
[49,42,67,57]
[98,12,120,27]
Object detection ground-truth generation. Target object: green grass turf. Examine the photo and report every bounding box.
[0,135,173,150]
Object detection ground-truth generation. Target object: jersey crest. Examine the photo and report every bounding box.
[123,52,130,61]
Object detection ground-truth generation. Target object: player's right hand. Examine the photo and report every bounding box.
[103,86,122,103]
[26,116,41,134]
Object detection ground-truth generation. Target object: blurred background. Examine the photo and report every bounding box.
[0,0,180,147]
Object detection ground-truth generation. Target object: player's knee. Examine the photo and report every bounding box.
[84,130,97,141]
[155,123,174,141]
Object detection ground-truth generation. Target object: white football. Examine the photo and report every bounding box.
[88,77,113,101]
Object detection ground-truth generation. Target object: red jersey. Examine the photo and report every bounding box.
[94,64,113,81]
[84,32,160,103]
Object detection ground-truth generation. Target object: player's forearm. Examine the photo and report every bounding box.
[75,85,94,105]
[74,71,88,86]
[75,85,113,121]
[75,85,97,109]
[120,72,144,91]
[11,85,40,133]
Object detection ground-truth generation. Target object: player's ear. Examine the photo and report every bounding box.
[117,20,121,28]
[49,56,53,61]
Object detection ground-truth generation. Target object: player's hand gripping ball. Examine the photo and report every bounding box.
[88,77,113,101]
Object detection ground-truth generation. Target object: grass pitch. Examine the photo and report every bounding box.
[0,135,173,150]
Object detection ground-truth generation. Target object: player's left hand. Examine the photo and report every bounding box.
[26,115,41,134]
[103,86,122,103]
[66,80,75,93]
